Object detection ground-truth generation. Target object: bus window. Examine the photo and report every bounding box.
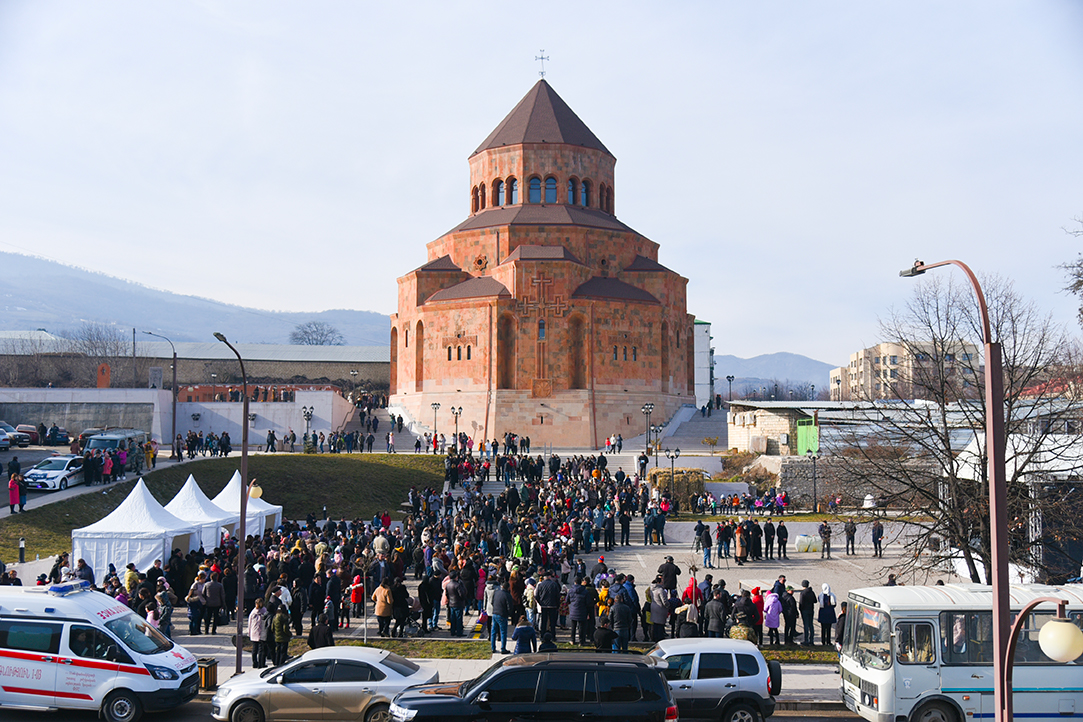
[895,622,935,665]
[940,612,993,665]
[850,604,892,669]
[1012,612,1083,664]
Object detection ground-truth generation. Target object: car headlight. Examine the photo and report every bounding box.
[390,703,418,720]
[214,686,234,699]
[145,663,179,680]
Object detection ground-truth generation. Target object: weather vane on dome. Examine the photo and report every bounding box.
[535,50,550,78]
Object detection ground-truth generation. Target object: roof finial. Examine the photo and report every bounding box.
[535,50,550,78]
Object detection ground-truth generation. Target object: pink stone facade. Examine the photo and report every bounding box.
[390,82,694,448]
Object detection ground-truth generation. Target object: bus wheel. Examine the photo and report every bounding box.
[102,690,143,722]
[915,702,957,722]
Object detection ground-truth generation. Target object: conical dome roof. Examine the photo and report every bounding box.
[473,79,611,156]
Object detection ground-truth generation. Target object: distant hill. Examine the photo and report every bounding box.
[714,352,838,394]
[0,252,389,346]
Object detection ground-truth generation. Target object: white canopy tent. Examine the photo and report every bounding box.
[72,479,198,584]
[164,474,240,551]
[212,471,283,534]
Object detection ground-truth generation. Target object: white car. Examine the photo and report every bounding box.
[24,454,85,490]
[648,637,781,722]
[0,429,10,451]
[212,646,438,722]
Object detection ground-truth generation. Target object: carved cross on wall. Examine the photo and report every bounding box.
[517,273,568,319]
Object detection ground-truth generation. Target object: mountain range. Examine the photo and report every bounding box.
[714,352,838,393]
[0,253,839,387]
[0,252,390,346]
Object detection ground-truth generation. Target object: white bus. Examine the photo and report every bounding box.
[840,584,1083,722]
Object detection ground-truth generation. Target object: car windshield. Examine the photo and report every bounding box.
[86,438,120,451]
[460,660,507,697]
[381,652,420,676]
[0,423,16,433]
[847,604,892,670]
[104,612,174,655]
[33,459,71,471]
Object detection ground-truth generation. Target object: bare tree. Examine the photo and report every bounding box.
[289,321,345,346]
[1059,216,1083,326]
[825,275,1083,584]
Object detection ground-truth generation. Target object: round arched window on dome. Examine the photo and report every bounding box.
[471,186,479,213]
[545,177,557,204]
[581,180,592,208]
[493,180,504,207]
[479,182,486,210]
[508,178,519,204]
[567,179,578,205]
[528,177,541,204]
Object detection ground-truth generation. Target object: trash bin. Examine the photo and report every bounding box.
[197,658,218,691]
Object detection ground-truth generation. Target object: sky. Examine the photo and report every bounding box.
[1,1,1081,366]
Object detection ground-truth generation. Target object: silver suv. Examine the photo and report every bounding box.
[648,638,781,722]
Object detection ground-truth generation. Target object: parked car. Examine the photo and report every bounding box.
[648,638,781,722]
[390,652,677,722]
[24,454,85,491]
[15,424,40,444]
[79,428,105,450]
[212,647,437,722]
[0,421,30,447]
[46,426,72,446]
[84,429,149,470]
[0,429,10,451]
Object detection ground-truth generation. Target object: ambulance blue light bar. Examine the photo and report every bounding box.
[47,580,91,596]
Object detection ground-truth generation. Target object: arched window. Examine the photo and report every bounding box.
[493,180,504,207]
[479,182,486,210]
[447,346,452,361]
[632,346,637,361]
[528,177,541,204]
[545,177,557,204]
[457,346,462,361]
[581,180,591,208]
[613,345,618,361]
[606,187,613,214]
[623,346,628,361]
[567,179,578,205]
[405,328,409,347]
[538,318,546,340]
[471,186,479,214]
[508,178,518,204]
[466,345,471,360]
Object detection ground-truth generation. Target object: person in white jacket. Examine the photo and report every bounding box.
[248,597,269,668]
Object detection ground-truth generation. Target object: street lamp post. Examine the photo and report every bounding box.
[451,406,463,454]
[835,377,841,401]
[301,406,313,443]
[214,331,256,677]
[810,384,815,401]
[806,449,820,513]
[664,448,681,510]
[651,425,662,467]
[641,403,654,453]
[900,259,1083,722]
[143,331,178,460]
[210,373,217,402]
[430,402,440,454]
[726,375,734,402]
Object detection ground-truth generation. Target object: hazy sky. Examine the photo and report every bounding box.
[2,1,1081,365]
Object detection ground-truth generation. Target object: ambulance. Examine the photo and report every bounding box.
[0,580,199,722]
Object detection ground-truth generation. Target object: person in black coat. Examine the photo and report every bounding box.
[798,580,817,645]
[656,557,681,592]
[308,613,335,648]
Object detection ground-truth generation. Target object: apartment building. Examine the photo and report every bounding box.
[829,341,982,401]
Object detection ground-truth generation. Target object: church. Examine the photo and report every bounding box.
[389,80,694,448]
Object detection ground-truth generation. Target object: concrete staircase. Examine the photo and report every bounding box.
[661,406,728,453]
[340,407,422,451]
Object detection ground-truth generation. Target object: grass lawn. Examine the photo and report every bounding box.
[0,454,444,563]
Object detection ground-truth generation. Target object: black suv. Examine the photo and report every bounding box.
[390,653,677,722]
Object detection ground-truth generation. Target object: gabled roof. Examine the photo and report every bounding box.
[473,80,612,157]
[427,276,511,303]
[623,254,672,273]
[415,255,463,272]
[446,205,636,235]
[572,277,659,304]
[502,245,584,265]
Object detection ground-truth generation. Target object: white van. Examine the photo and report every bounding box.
[0,580,199,722]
